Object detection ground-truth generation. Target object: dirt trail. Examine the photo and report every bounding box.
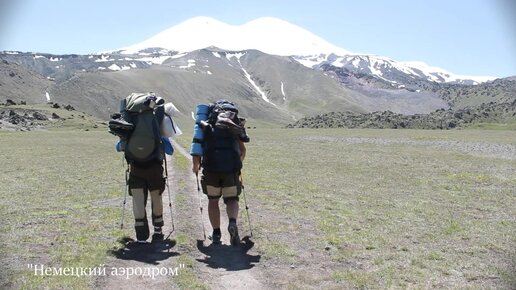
[96,141,265,289]
[171,141,265,289]
[95,159,180,289]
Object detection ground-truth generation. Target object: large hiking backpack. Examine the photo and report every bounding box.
[109,93,165,165]
[196,100,250,173]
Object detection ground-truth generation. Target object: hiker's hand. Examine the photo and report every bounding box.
[192,165,200,175]
[239,140,246,161]
[192,156,201,174]
[192,163,200,175]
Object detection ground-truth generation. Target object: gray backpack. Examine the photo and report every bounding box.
[121,93,165,165]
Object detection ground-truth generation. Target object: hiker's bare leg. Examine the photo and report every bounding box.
[226,199,239,220]
[208,198,220,229]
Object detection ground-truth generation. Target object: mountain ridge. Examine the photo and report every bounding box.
[1,17,514,125]
[117,16,497,84]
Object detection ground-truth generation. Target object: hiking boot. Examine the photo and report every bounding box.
[152,227,164,242]
[210,231,221,245]
[135,228,149,242]
[228,221,240,246]
[152,232,164,242]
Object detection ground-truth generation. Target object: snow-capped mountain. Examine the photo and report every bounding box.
[2,16,512,124]
[293,54,495,85]
[119,16,350,57]
[118,16,495,84]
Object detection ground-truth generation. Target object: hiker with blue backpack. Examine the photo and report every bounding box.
[190,100,250,246]
[109,93,181,243]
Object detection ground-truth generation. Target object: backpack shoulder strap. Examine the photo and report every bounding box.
[155,105,165,125]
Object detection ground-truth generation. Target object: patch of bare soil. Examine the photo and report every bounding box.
[94,168,180,289]
[171,143,346,289]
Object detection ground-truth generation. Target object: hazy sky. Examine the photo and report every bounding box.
[1,0,514,77]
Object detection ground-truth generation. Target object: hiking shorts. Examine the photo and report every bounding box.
[201,170,241,203]
[128,162,166,194]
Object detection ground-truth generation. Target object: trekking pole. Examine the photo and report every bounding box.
[165,179,175,233]
[164,156,175,234]
[120,165,129,229]
[196,172,207,240]
[240,173,253,237]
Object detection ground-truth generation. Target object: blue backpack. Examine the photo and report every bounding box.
[191,100,249,173]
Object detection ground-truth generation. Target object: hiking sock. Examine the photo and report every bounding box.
[229,218,237,224]
[154,226,162,234]
[152,214,164,228]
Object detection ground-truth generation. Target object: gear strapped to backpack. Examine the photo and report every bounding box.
[191,100,250,173]
[206,100,250,141]
[109,93,166,165]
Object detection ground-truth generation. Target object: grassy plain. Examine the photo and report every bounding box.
[241,127,515,288]
[0,128,124,289]
[0,120,514,288]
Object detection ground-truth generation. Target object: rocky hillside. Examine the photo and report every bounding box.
[319,64,516,115]
[287,101,516,129]
[0,100,104,131]
[1,49,368,123]
[438,77,516,108]
[1,48,514,126]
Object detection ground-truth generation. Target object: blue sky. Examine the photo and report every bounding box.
[1,0,514,77]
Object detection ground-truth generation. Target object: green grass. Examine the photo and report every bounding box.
[173,150,190,171]
[333,270,378,289]
[258,238,297,261]
[1,120,515,289]
[243,127,515,288]
[468,122,516,130]
[171,234,207,290]
[173,255,208,290]
[0,129,127,289]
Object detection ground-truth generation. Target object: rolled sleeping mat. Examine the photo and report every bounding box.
[190,104,210,156]
[190,124,203,156]
[195,104,210,122]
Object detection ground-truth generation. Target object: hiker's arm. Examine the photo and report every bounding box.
[192,155,201,174]
[239,140,246,161]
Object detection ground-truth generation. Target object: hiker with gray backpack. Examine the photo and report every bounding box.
[109,93,181,243]
[190,100,250,246]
